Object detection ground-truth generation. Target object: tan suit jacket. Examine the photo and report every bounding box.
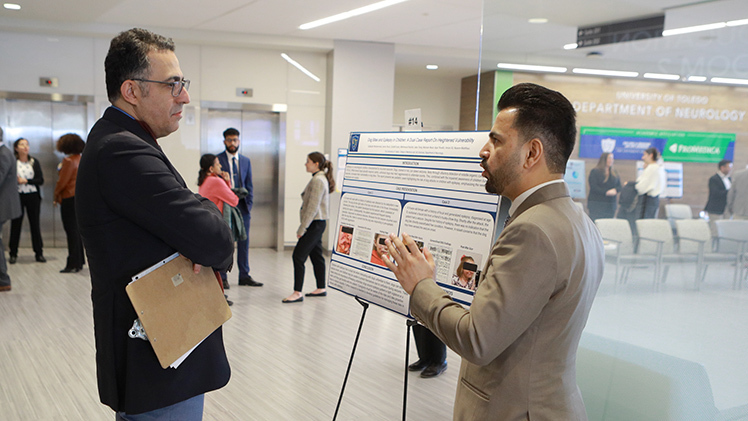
[410,183,604,420]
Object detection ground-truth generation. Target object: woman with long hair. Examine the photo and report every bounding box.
[9,138,45,264]
[587,152,621,220]
[283,152,335,303]
[197,153,239,305]
[54,133,85,273]
[635,147,666,219]
[451,255,477,290]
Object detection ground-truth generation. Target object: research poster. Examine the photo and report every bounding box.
[328,131,500,317]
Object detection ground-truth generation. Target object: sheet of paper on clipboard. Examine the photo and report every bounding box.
[126,252,231,369]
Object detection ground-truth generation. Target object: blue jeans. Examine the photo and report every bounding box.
[115,394,204,421]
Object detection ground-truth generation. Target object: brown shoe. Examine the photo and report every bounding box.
[0,285,11,292]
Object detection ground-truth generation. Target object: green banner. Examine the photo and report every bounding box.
[661,131,735,163]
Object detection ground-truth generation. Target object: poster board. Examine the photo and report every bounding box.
[327,131,499,317]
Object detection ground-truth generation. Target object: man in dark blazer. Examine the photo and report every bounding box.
[76,28,234,418]
[384,83,604,420]
[0,126,22,292]
[217,128,262,287]
[704,159,732,235]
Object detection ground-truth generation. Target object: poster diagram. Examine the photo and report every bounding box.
[328,131,500,317]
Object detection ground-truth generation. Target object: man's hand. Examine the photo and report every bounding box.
[193,263,202,274]
[381,232,435,295]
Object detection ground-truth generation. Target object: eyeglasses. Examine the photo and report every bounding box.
[131,78,190,97]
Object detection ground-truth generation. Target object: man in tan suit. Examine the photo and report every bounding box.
[384,83,604,420]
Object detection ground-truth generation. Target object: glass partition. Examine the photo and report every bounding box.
[479,1,748,419]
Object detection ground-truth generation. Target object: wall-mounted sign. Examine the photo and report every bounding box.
[577,15,664,48]
[564,159,586,199]
[579,126,735,163]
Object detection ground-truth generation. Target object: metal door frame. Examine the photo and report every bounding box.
[200,101,286,251]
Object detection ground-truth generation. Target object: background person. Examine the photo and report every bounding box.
[9,137,45,263]
[283,152,335,303]
[382,83,604,420]
[197,153,239,306]
[727,168,748,220]
[216,127,261,288]
[76,28,233,418]
[54,133,85,273]
[0,126,22,292]
[635,147,666,219]
[704,159,732,236]
[587,152,621,221]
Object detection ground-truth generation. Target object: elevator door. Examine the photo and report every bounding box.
[201,108,281,249]
[1,99,88,249]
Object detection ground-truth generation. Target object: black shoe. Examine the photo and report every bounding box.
[8,256,16,264]
[222,279,230,290]
[238,276,263,287]
[421,362,447,378]
[36,255,46,263]
[408,359,429,372]
[60,267,80,273]
[226,299,234,306]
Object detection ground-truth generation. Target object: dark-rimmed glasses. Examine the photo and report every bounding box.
[131,78,190,97]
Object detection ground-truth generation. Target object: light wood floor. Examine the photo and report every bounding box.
[2,247,748,420]
[0,248,460,420]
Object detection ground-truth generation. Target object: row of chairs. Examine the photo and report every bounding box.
[595,218,748,291]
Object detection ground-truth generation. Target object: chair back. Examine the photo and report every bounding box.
[665,204,693,230]
[636,219,675,254]
[675,219,711,254]
[595,218,634,255]
[714,220,748,253]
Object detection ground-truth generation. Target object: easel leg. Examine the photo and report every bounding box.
[332,296,369,421]
[403,319,418,421]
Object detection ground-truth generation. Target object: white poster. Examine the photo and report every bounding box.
[328,131,499,317]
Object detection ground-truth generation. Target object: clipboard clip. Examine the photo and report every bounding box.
[128,318,149,341]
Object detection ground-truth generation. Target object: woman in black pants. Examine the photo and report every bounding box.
[54,133,85,273]
[283,152,335,303]
[9,138,45,263]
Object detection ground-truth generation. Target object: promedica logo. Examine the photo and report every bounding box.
[668,143,721,155]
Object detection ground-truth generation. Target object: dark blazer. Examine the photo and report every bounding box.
[410,183,604,420]
[587,167,620,220]
[76,107,234,414]
[704,173,729,214]
[0,143,21,222]
[217,151,253,214]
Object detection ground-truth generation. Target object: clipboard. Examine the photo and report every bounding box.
[126,252,232,369]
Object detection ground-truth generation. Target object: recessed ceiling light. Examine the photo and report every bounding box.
[497,63,567,73]
[663,22,725,36]
[687,76,707,82]
[3,3,21,10]
[299,0,410,30]
[643,73,680,81]
[426,64,438,70]
[280,53,321,82]
[563,43,578,50]
[572,68,639,78]
[726,18,748,27]
[711,77,748,85]
[528,18,548,24]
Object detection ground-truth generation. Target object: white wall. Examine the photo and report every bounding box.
[393,73,461,131]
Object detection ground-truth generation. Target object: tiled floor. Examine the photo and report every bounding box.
[1,247,747,419]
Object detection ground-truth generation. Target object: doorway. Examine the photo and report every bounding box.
[200,102,286,250]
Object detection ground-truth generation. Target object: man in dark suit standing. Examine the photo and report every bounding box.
[383,83,604,420]
[704,159,732,236]
[217,128,262,287]
[0,126,22,292]
[76,28,234,418]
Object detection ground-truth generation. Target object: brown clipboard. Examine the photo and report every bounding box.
[126,252,232,369]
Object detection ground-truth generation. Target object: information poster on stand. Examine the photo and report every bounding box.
[328,131,500,317]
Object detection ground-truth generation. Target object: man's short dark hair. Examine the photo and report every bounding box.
[497,83,577,174]
[223,128,240,139]
[105,28,175,103]
[719,159,732,169]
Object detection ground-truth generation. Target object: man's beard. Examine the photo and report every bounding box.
[482,154,520,195]
[226,145,238,153]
